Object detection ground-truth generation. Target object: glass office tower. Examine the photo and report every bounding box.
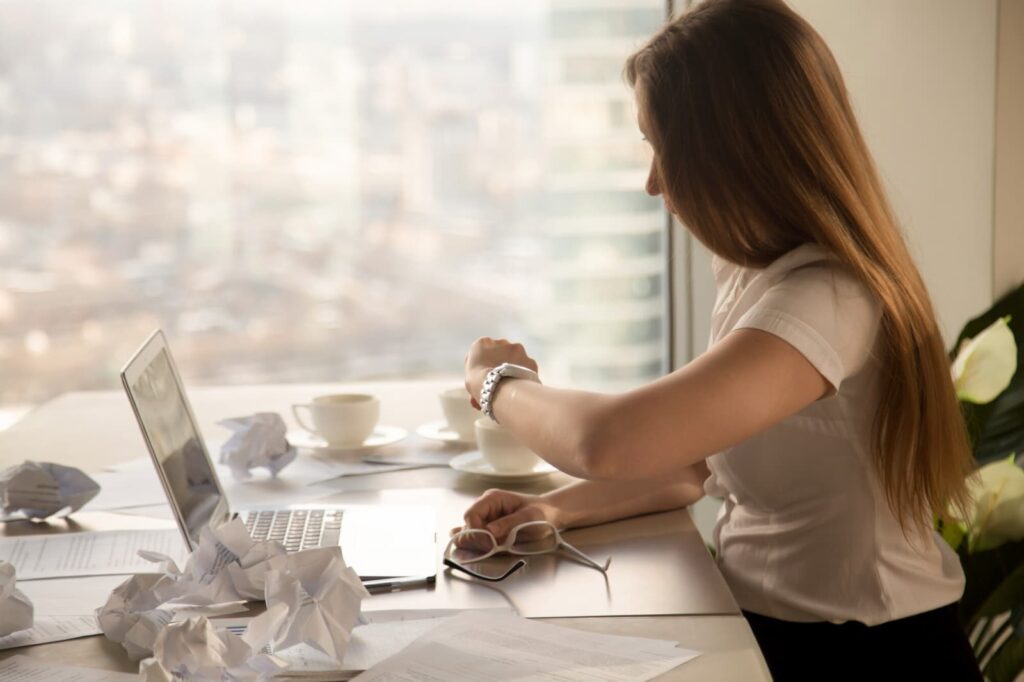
[0,1,669,410]
[536,1,667,390]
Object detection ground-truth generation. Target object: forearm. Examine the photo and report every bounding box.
[487,378,615,479]
[542,463,708,529]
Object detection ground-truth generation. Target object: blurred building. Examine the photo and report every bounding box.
[0,1,668,411]
[535,0,667,391]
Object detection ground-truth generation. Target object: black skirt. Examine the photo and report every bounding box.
[742,601,983,681]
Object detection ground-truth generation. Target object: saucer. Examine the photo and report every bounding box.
[416,420,476,445]
[449,451,557,482]
[287,425,407,452]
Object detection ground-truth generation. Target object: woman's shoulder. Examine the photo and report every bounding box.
[713,242,833,283]
[726,243,884,389]
[734,243,872,300]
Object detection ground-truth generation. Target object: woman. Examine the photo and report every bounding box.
[457,1,983,679]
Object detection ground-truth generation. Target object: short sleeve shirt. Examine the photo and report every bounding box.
[703,243,965,625]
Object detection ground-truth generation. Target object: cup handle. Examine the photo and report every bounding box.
[292,405,316,432]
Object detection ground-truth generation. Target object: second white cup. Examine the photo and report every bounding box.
[474,417,541,473]
[439,387,478,441]
[292,394,380,446]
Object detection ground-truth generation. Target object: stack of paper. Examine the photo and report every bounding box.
[0,615,101,650]
[0,576,129,650]
[215,610,699,681]
[214,609,514,681]
[0,528,188,580]
[0,655,136,681]
[351,611,700,682]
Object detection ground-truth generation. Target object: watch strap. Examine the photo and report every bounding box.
[479,363,540,423]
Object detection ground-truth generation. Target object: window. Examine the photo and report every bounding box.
[0,0,669,414]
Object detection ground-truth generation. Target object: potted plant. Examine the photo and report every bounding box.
[940,283,1024,681]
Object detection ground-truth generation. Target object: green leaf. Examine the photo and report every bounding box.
[959,539,1024,628]
[984,633,1024,682]
[954,284,1024,465]
[977,562,1024,618]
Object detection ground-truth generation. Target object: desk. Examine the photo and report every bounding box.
[0,382,771,680]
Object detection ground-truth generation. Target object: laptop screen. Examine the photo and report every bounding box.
[126,343,224,547]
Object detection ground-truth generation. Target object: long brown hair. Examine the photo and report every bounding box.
[626,0,974,539]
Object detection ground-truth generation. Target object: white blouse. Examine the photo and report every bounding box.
[703,243,965,626]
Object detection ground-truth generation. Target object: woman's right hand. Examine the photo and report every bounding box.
[452,489,564,544]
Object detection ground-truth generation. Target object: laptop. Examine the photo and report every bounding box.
[120,329,437,583]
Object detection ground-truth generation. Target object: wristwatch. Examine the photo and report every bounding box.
[479,363,541,423]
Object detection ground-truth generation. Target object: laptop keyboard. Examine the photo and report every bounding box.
[243,509,343,552]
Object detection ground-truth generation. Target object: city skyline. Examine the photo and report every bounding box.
[0,0,668,410]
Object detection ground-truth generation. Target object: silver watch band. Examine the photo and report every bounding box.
[479,363,540,423]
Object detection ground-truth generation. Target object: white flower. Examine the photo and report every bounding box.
[962,456,1024,552]
[951,316,1017,404]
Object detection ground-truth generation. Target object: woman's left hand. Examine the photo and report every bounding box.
[465,337,539,407]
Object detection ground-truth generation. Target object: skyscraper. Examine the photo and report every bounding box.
[535,0,667,391]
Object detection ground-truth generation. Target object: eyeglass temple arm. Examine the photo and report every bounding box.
[443,557,526,582]
[559,541,611,572]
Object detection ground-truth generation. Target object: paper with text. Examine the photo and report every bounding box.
[0,615,101,650]
[351,611,701,682]
[0,655,136,680]
[0,529,188,580]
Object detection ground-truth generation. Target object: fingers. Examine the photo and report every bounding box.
[462,489,524,530]
[485,506,544,542]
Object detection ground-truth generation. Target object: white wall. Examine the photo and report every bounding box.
[994,0,1024,299]
[678,0,998,362]
[675,0,1000,542]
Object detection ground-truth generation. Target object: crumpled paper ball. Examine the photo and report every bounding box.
[0,560,33,636]
[98,518,288,660]
[139,616,286,682]
[244,546,369,662]
[143,517,288,605]
[218,413,297,481]
[0,460,100,520]
[95,572,183,660]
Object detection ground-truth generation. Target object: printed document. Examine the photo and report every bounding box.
[19,575,130,616]
[0,615,100,650]
[0,528,188,580]
[351,611,700,681]
[0,655,136,680]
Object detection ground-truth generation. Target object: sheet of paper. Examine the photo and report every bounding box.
[0,529,188,580]
[0,655,137,680]
[85,470,166,511]
[362,449,456,468]
[106,455,414,492]
[351,611,701,682]
[101,457,343,508]
[217,608,517,676]
[249,452,429,482]
[108,504,175,520]
[218,472,340,510]
[0,615,101,650]
[360,607,515,622]
[18,575,129,616]
[218,616,448,675]
[103,457,157,475]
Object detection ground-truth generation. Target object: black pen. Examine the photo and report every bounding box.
[363,574,437,593]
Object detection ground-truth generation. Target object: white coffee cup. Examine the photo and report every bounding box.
[474,417,541,473]
[292,394,380,446]
[440,387,477,441]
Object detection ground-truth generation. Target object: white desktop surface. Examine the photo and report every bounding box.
[0,382,770,680]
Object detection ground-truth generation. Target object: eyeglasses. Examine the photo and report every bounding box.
[443,520,611,582]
